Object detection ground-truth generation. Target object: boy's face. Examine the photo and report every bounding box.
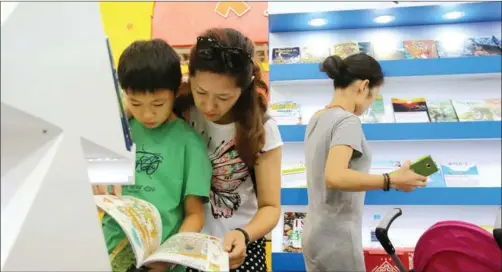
[125,89,175,129]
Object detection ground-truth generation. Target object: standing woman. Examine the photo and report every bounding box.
[301,53,427,271]
[176,28,283,272]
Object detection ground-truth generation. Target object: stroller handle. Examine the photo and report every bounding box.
[376,208,402,255]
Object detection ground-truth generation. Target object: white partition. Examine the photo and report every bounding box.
[1,2,135,271]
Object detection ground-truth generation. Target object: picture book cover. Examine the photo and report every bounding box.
[95,195,229,271]
[269,101,303,125]
[426,100,459,122]
[392,97,430,123]
[466,36,502,56]
[283,212,306,253]
[403,40,439,59]
[331,41,360,59]
[440,162,480,187]
[105,38,134,152]
[358,42,375,57]
[300,46,330,63]
[451,100,494,121]
[281,162,307,188]
[485,98,501,120]
[360,95,385,123]
[272,47,301,64]
[436,38,474,58]
[373,41,406,60]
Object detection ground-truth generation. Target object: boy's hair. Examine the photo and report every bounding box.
[117,39,181,94]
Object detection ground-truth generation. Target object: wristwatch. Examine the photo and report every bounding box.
[234,228,250,246]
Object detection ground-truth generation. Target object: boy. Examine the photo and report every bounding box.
[100,39,212,272]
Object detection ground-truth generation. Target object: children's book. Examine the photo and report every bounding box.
[440,162,480,187]
[392,97,430,123]
[283,212,306,253]
[466,36,502,56]
[271,47,301,64]
[95,195,229,271]
[436,38,474,58]
[485,99,501,120]
[403,40,439,59]
[426,100,459,122]
[300,46,330,63]
[451,100,494,121]
[269,101,303,125]
[358,42,375,57]
[281,162,307,188]
[373,41,405,60]
[360,95,385,123]
[426,169,447,187]
[331,41,360,59]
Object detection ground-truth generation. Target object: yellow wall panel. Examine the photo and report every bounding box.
[100,2,154,67]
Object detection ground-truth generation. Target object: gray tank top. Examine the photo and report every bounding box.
[302,108,372,272]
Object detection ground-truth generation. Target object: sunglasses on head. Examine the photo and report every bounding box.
[195,36,252,71]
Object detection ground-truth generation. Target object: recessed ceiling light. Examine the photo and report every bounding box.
[308,18,328,27]
[374,15,395,24]
[443,11,464,20]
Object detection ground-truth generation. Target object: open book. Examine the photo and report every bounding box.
[95,195,229,271]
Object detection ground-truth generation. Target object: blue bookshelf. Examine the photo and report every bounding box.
[279,121,502,142]
[270,56,502,81]
[269,1,502,33]
[281,187,502,206]
[272,253,305,271]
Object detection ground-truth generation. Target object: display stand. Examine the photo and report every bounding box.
[268,2,501,271]
[1,2,135,271]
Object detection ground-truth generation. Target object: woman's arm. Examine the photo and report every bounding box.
[325,145,385,191]
[240,146,282,242]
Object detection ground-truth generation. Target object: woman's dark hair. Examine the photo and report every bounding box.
[175,28,269,167]
[321,53,384,90]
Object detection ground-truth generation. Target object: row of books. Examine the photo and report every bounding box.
[271,35,502,64]
[269,98,501,125]
[281,161,481,189]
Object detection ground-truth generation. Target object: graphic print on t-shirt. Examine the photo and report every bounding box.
[135,144,164,178]
[206,136,249,219]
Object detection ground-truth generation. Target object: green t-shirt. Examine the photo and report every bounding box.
[101,118,212,267]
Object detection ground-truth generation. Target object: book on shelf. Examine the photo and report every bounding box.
[95,195,229,272]
[283,212,306,253]
[281,162,307,188]
[358,42,375,57]
[451,100,494,121]
[440,162,480,187]
[360,95,385,123]
[269,101,303,125]
[300,46,330,63]
[373,40,405,60]
[391,97,430,123]
[426,100,459,122]
[403,40,439,59]
[485,99,501,120]
[272,47,301,64]
[436,39,474,58]
[467,36,502,56]
[331,41,361,59]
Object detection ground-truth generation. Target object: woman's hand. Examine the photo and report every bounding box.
[223,230,247,269]
[389,161,427,192]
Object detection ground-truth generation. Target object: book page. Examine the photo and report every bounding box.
[95,195,163,267]
[142,232,229,272]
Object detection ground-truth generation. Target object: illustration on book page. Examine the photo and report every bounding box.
[95,195,162,265]
[143,232,229,272]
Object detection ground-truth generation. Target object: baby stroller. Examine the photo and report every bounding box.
[376,207,502,272]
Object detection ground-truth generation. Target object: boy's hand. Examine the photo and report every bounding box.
[223,230,247,269]
[91,185,122,197]
[146,262,177,271]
